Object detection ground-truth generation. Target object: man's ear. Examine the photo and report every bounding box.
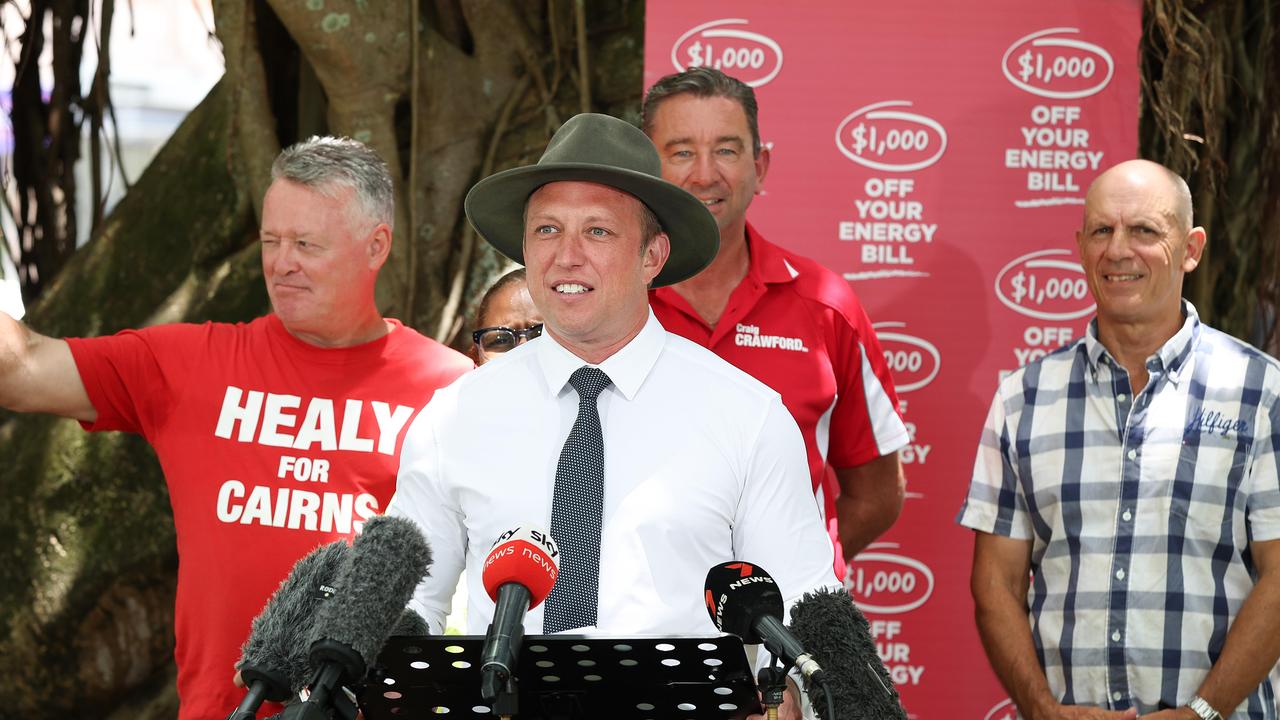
[368,223,393,270]
[1182,226,1206,272]
[754,144,772,190]
[642,232,671,286]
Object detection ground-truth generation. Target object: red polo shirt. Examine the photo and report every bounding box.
[651,224,908,574]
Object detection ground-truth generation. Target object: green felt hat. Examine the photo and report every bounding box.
[464,113,719,288]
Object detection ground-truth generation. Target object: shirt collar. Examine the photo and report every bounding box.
[534,309,666,401]
[746,222,801,286]
[1082,299,1200,378]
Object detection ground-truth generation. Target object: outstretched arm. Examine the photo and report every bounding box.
[0,311,95,422]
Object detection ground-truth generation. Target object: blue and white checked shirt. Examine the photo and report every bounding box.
[959,303,1280,719]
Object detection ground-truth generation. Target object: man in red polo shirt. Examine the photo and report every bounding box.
[643,68,909,578]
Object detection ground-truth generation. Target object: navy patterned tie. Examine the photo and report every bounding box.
[543,366,612,633]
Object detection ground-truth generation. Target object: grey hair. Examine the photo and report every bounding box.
[1162,165,1194,232]
[271,136,395,231]
[642,66,762,157]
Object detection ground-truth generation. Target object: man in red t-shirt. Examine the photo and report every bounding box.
[642,68,909,579]
[0,137,472,719]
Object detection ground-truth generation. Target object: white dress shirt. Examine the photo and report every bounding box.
[387,311,837,637]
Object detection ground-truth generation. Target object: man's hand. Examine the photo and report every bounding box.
[233,669,245,688]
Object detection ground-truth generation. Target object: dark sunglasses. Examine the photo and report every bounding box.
[472,324,544,355]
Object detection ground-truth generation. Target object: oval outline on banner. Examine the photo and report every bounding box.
[984,698,1017,720]
[849,551,935,614]
[1001,27,1115,99]
[872,321,941,394]
[670,18,784,88]
[994,248,1096,321]
[834,100,948,173]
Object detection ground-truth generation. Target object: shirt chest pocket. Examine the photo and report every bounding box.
[1142,429,1252,548]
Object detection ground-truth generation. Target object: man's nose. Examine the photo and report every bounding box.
[553,234,586,267]
[687,154,716,187]
[1103,230,1133,260]
[270,240,303,272]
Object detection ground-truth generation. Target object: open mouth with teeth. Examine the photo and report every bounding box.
[554,283,591,295]
[1103,273,1143,282]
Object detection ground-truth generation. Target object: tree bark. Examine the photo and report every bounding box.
[1140,0,1280,345]
[0,78,263,717]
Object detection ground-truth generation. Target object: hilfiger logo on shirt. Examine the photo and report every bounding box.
[1184,406,1249,439]
[734,323,809,352]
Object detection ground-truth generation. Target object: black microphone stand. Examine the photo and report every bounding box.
[480,583,532,719]
[226,665,291,720]
[757,656,788,720]
[486,674,519,720]
[279,640,362,720]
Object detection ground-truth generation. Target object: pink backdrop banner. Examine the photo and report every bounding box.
[644,2,1141,717]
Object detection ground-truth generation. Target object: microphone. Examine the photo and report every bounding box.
[704,562,824,684]
[289,515,432,719]
[788,587,907,720]
[479,524,560,704]
[389,606,430,637]
[228,540,348,720]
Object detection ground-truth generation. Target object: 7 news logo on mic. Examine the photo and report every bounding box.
[725,562,774,590]
[706,562,775,630]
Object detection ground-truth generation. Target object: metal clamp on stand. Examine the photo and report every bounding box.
[756,661,788,720]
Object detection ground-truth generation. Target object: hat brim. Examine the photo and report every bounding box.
[464,162,720,288]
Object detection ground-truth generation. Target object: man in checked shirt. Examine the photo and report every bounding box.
[959,159,1280,720]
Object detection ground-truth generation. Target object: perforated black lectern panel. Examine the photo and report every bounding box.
[361,635,760,719]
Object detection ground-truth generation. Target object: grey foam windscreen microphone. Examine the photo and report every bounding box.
[230,540,347,719]
[306,515,432,686]
[389,607,430,637]
[787,587,908,720]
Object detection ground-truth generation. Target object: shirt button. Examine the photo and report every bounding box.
[1127,449,1137,460]
[1113,691,1123,702]
[1112,630,1121,642]
[1116,568,1126,580]
[1122,510,1133,521]
[1117,393,1128,403]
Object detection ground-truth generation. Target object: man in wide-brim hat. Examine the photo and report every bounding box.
[464,111,720,363]
[387,113,838,717]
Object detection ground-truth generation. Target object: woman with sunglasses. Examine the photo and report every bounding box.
[470,268,544,365]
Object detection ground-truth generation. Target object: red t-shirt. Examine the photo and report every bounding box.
[651,224,909,576]
[66,315,471,720]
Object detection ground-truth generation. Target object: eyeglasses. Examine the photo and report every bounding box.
[472,324,544,356]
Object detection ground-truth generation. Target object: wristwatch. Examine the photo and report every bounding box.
[1186,694,1223,720]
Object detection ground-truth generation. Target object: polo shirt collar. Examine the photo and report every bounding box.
[534,309,666,401]
[745,222,801,286]
[1082,300,1201,378]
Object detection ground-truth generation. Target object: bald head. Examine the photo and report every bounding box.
[1084,159,1193,233]
[1075,158,1206,343]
